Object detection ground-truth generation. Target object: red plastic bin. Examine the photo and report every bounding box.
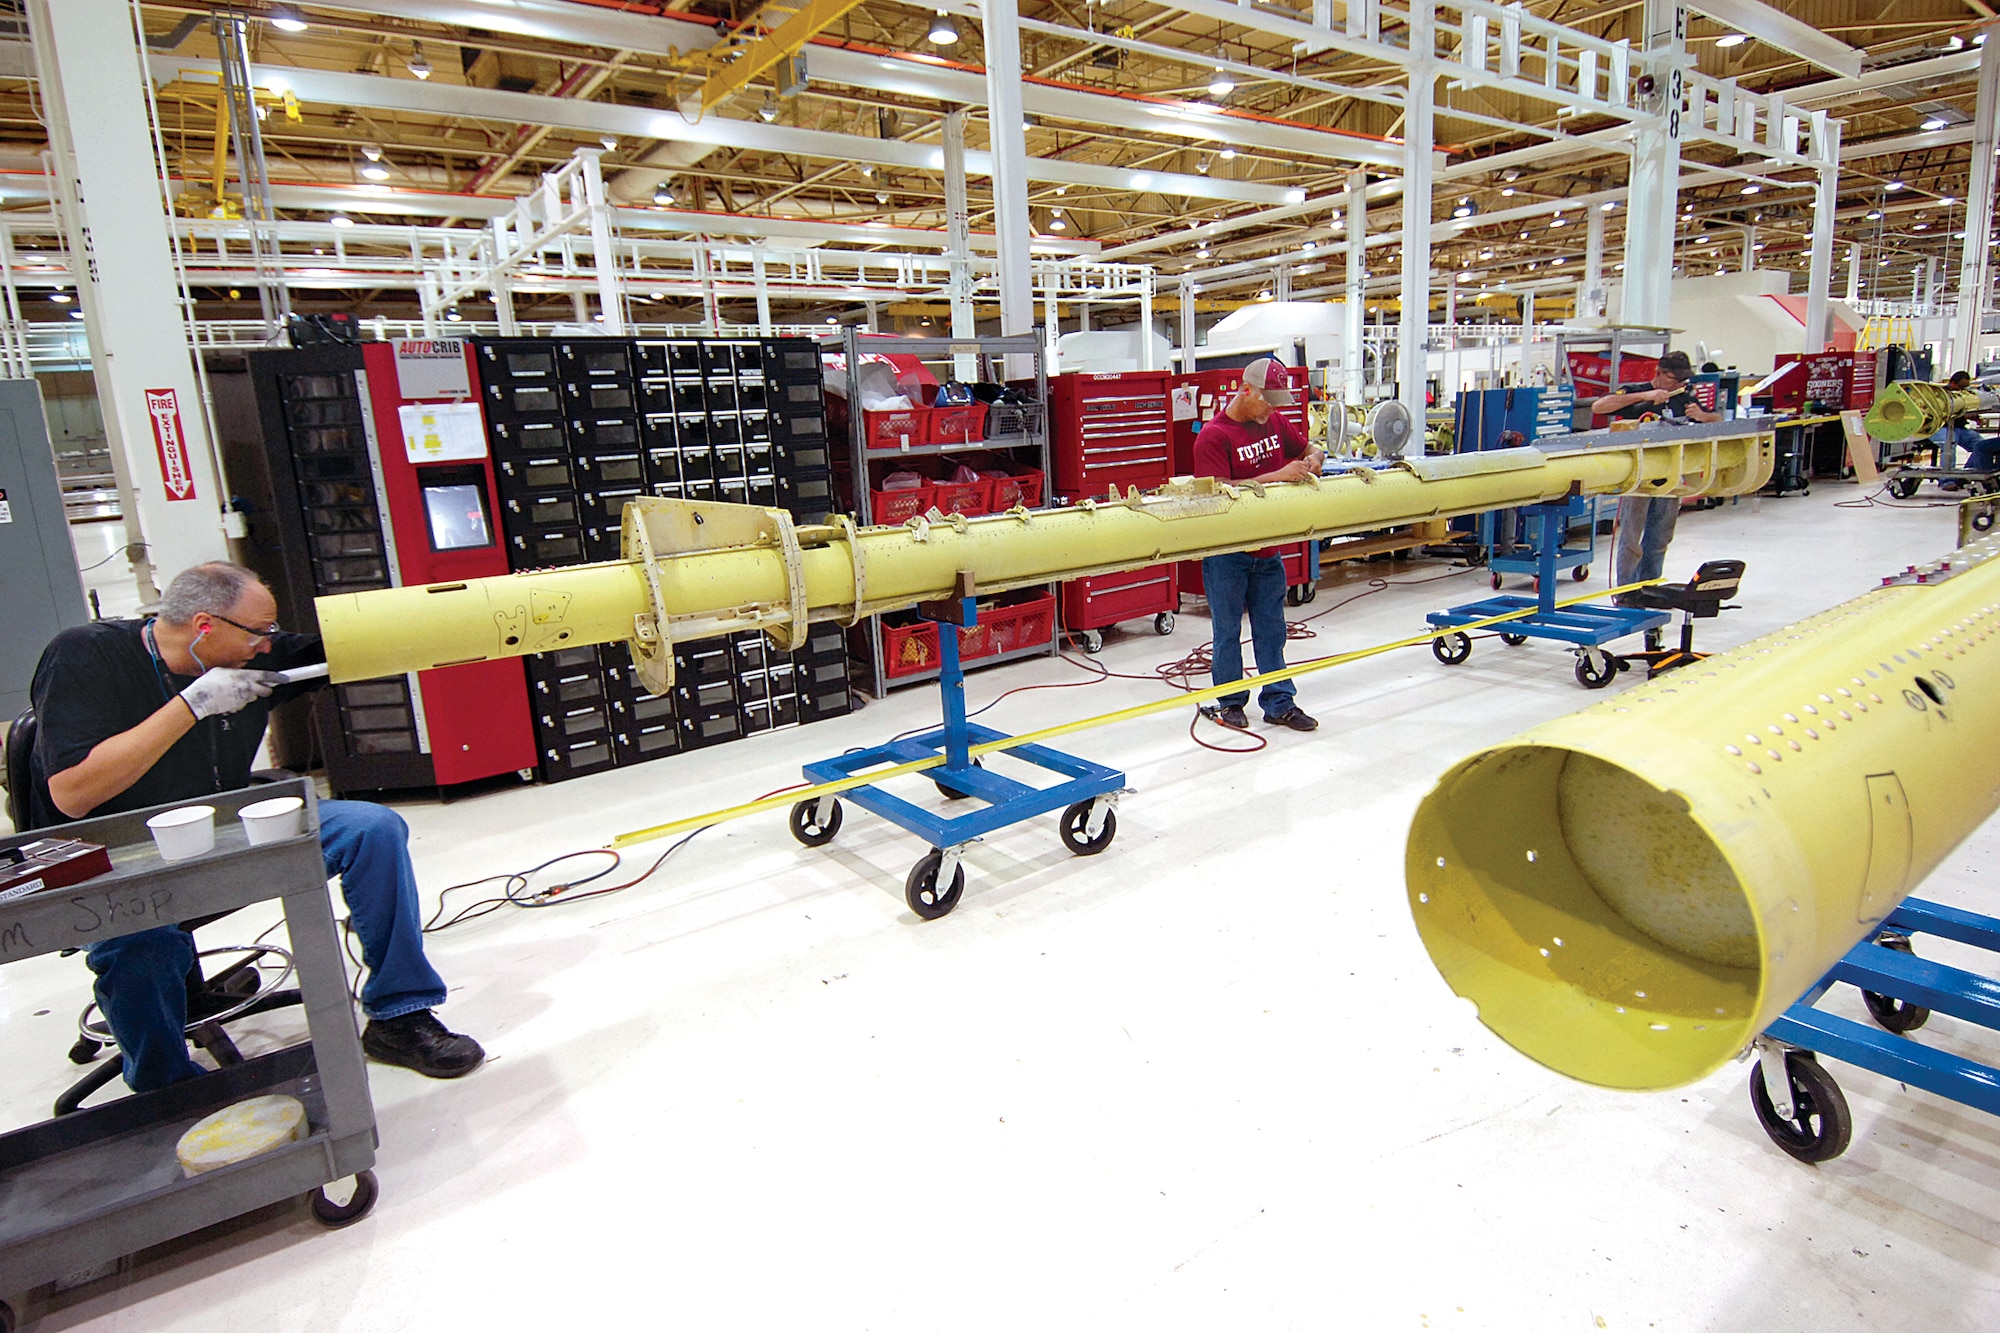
[928,402,989,446]
[930,475,992,517]
[864,407,932,450]
[870,482,934,524]
[883,620,941,677]
[984,593,1056,656]
[987,467,1044,510]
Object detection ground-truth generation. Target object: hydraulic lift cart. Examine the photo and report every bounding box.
[789,582,1126,919]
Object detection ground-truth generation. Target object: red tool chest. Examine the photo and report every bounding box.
[1049,371,1174,496]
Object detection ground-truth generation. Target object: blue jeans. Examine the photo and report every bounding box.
[85,800,447,1092]
[1614,496,1680,589]
[1932,425,1989,471]
[1203,552,1298,717]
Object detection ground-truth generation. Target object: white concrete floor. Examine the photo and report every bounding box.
[5,486,1999,1331]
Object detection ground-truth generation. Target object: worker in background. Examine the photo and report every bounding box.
[25,562,485,1091]
[1590,350,1721,603]
[1932,371,1997,475]
[1190,358,1324,733]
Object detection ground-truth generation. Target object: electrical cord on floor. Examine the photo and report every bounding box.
[1835,480,1978,510]
[419,783,812,934]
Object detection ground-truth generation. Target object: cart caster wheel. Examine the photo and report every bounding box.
[788,798,843,846]
[309,1169,379,1229]
[1432,633,1472,666]
[1285,585,1302,606]
[934,759,984,800]
[905,849,965,920]
[1891,476,1920,499]
[1500,633,1528,647]
[1154,612,1176,636]
[1750,1052,1852,1164]
[517,768,534,782]
[1490,571,1503,590]
[1572,565,1590,582]
[1800,487,1811,497]
[1297,583,1317,604]
[1861,933,1930,1033]
[1078,629,1104,655]
[1574,649,1617,689]
[69,1037,102,1065]
[1974,508,1996,533]
[1059,800,1117,856]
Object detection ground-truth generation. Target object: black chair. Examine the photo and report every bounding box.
[5,709,307,1115]
[1618,559,1746,678]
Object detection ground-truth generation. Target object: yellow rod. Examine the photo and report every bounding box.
[316,433,1772,685]
[1405,537,2000,1092]
[607,578,1664,848]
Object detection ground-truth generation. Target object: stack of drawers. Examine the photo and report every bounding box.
[473,334,850,782]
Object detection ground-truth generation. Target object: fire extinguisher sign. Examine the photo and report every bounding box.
[145,388,197,502]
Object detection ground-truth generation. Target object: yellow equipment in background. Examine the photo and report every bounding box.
[1864,378,2000,444]
[1406,537,2000,1091]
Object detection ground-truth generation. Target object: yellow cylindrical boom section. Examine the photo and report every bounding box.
[317,428,1773,690]
[1863,379,2000,443]
[1406,537,2000,1091]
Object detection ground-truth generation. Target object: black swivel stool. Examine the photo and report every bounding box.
[1617,559,1746,678]
[5,709,308,1116]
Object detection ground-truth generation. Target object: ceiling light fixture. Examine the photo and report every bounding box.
[330,212,353,228]
[758,97,779,123]
[269,4,307,33]
[1715,33,1748,48]
[653,182,675,206]
[1602,201,1616,212]
[1050,217,1067,231]
[1218,148,1236,161]
[407,44,431,79]
[1208,69,1236,98]
[1886,180,1905,191]
[49,291,70,304]
[361,144,383,162]
[927,10,960,45]
[1922,117,1949,132]
[361,162,389,181]
[1741,184,1760,195]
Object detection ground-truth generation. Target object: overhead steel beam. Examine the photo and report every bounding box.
[145,56,1304,208]
[1687,0,1863,79]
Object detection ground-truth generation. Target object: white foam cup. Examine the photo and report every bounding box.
[147,804,217,861]
[238,796,306,845]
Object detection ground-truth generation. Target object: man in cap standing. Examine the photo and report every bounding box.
[1189,358,1324,732]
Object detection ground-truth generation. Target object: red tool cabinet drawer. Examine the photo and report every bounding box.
[1061,564,1178,630]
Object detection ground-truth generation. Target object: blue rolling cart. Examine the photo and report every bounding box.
[1480,495,1598,589]
[788,590,1126,919]
[1425,496,1668,689]
[1749,897,2000,1163]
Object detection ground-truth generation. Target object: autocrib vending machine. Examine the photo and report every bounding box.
[248,339,537,796]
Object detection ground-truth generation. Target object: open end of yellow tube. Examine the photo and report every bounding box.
[1406,745,1763,1091]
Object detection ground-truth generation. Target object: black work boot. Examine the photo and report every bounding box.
[362,1010,485,1079]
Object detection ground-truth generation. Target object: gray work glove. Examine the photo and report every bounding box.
[179,668,285,720]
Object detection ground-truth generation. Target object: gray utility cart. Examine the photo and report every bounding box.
[0,780,378,1332]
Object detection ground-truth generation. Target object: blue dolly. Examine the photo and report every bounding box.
[1749,898,2000,1162]
[1479,494,1597,589]
[787,592,1126,920]
[1426,497,1669,689]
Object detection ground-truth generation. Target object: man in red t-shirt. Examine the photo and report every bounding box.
[1189,358,1324,732]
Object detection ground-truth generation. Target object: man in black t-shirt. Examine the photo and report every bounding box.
[26,561,483,1091]
[1590,351,1721,601]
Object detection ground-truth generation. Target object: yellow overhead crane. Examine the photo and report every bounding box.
[155,73,301,220]
[665,0,862,114]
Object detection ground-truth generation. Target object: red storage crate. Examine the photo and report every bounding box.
[928,402,990,446]
[984,593,1056,656]
[958,619,996,661]
[870,481,934,524]
[882,620,940,678]
[930,474,992,517]
[864,406,932,450]
[987,466,1044,510]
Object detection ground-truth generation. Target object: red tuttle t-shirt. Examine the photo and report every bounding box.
[1191,410,1310,557]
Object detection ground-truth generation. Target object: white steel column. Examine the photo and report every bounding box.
[942,109,978,380]
[1624,0,1689,329]
[1950,35,1999,373]
[1180,282,1197,371]
[1583,206,1607,320]
[1523,288,1536,341]
[30,0,227,586]
[1847,245,1861,303]
[1346,169,1367,403]
[979,2,1035,342]
[1138,271,1156,371]
[577,149,625,334]
[1397,0,1436,444]
[752,252,773,331]
[1805,144,1839,353]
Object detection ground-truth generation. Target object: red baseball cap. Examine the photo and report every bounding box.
[1242,358,1296,406]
